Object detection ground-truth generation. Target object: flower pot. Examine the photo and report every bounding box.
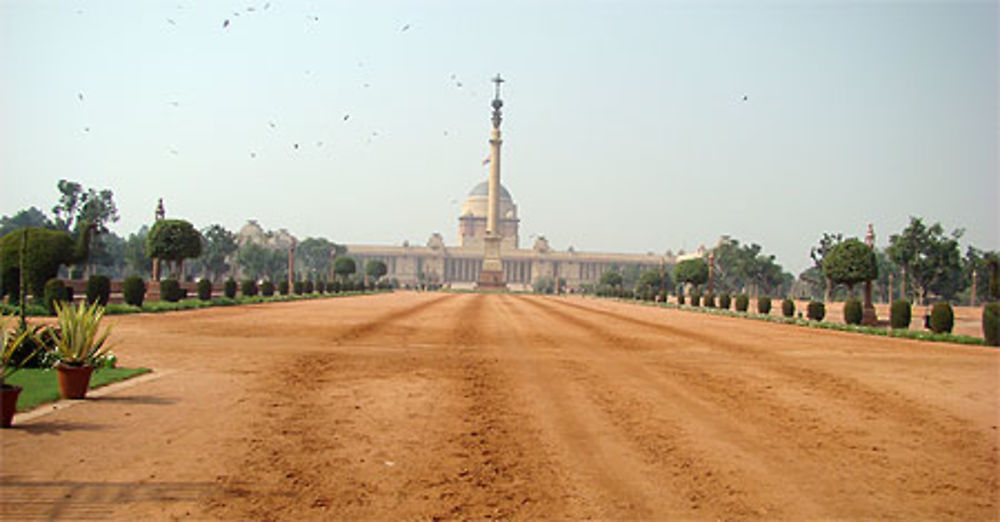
[57,364,94,399]
[1,385,21,428]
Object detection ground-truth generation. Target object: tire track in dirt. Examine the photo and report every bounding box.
[524,295,999,518]
[416,293,567,520]
[511,295,813,519]
[204,293,458,520]
[494,295,706,518]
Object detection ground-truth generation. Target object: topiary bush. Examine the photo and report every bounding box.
[782,298,795,318]
[123,276,146,307]
[241,279,258,297]
[890,299,911,329]
[843,298,863,325]
[43,278,69,315]
[677,294,685,305]
[261,280,275,297]
[160,279,182,303]
[197,279,213,301]
[224,278,237,299]
[735,294,749,313]
[703,293,715,308]
[757,296,772,315]
[807,301,826,321]
[983,302,1000,346]
[304,280,314,294]
[929,302,954,334]
[293,281,304,295]
[85,275,111,306]
[315,281,326,293]
[718,294,731,310]
[690,293,701,307]
[279,280,290,295]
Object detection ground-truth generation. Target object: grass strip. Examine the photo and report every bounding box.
[7,367,152,411]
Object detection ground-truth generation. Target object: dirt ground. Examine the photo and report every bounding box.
[1,292,997,520]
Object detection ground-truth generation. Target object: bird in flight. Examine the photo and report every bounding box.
[222,19,230,28]
[742,95,748,101]
[343,114,350,121]
[401,24,410,32]
[77,93,84,101]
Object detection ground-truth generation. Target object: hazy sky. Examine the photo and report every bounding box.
[1,0,996,274]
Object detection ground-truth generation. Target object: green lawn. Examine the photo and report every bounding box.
[6,367,152,411]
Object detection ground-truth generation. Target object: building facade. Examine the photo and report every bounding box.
[345,180,682,291]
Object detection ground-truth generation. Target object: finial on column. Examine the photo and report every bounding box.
[491,74,504,129]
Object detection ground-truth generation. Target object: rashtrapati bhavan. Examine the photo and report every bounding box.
[343,75,697,291]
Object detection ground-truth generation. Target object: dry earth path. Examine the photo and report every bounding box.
[1,291,997,520]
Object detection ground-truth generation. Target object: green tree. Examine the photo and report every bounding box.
[822,238,877,298]
[235,242,286,281]
[636,268,672,295]
[0,207,55,237]
[200,224,238,282]
[51,180,119,277]
[0,227,90,300]
[123,226,151,277]
[599,270,623,288]
[88,232,126,278]
[364,259,388,281]
[334,257,357,282]
[296,237,341,280]
[887,217,965,303]
[810,233,843,302]
[146,219,202,279]
[673,258,709,293]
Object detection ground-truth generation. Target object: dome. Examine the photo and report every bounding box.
[468,181,512,200]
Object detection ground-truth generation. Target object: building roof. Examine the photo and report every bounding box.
[468,181,512,200]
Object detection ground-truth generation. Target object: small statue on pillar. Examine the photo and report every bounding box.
[862,223,878,326]
[151,198,165,281]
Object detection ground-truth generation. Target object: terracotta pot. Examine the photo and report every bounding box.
[1,385,21,428]
[57,364,94,399]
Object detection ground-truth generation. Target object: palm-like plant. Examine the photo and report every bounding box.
[1,315,35,387]
[51,301,112,366]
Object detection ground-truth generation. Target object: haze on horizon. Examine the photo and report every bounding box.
[1,0,996,275]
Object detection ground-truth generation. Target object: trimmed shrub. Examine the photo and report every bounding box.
[123,276,146,307]
[197,279,213,301]
[241,279,258,297]
[315,281,326,293]
[757,296,772,315]
[261,280,275,297]
[890,300,911,329]
[160,279,183,303]
[929,302,954,334]
[85,275,111,306]
[279,280,290,295]
[843,299,863,325]
[807,301,826,321]
[293,281,304,295]
[781,298,795,318]
[984,302,1000,346]
[703,293,715,308]
[735,294,749,312]
[690,293,701,307]
[677,294,685,306]
[304,280,314,294]
[43,278,69,315]
[223,278,237,299]
[718,294,731,310]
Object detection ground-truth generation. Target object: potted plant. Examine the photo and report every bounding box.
[1,315,37,428]
[50,301,113,400]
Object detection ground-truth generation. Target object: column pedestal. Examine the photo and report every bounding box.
[477,235,506,290]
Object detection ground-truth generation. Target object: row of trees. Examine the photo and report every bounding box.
[0,180,383,293]
[802,217,998,305]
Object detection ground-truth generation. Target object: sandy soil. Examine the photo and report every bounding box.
[1,291,997,520]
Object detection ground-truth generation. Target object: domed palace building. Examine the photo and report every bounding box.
[344,180,685,291]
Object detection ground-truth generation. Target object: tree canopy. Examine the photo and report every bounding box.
[599,269,623,288]
[297,237,341,279]
[365,259,388,280]
[146,219,202,278]
[822,238,877,295]
[334,257,357,281]
[200,224,238,282]
[887,217,965,303]
[0,207,55,237]
[673,258,709,291]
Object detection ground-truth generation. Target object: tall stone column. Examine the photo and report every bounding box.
[477,74,508,290]
[862,223,878,326]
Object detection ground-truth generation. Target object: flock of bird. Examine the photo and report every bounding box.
[72,4,479,163]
